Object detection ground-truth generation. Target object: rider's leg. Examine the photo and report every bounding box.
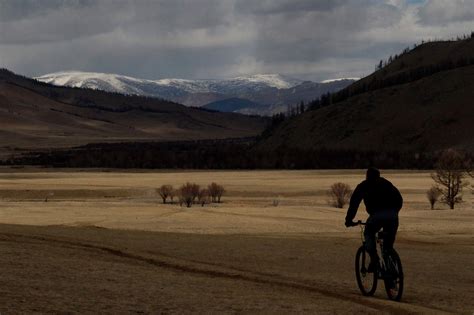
[364,216,381,270]
[382,213,399,253]
[381,212,399,289]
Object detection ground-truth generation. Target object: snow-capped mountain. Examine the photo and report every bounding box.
[36,71,303,98]
[321,77,361,83]
[35,71,356,115]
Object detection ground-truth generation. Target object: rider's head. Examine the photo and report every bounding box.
[366,167,380,181]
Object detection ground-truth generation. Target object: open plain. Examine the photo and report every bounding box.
[0,169,473,314]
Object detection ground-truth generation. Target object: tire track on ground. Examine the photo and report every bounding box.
[194,208,328,223]
[0,233,450,314]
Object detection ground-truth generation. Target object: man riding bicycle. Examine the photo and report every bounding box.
[345,168,403,272]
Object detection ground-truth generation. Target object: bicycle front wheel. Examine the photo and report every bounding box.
[355,246,377,296]
[383,249,404,301]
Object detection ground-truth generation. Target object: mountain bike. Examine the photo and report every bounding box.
[351,220,404,301]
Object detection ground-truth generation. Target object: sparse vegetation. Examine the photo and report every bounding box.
[156,182,226,208]
[179,182,200,208]
[198,189,210,207]
[426,186,441,210]
[328,182,352,208]
[157,185,174,204]
[208,182,225,203]
[431,149,471,209]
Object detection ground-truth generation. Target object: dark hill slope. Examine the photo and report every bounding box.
[345,39,474,98]
[202,98,264,113]
[0,69,267,154]
[258,39,474,154]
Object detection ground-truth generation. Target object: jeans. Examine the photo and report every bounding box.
[364,210,399,260]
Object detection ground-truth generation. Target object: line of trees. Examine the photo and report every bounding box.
[157,182,225,207]
[306,36,474,111]
[309,56,474,111]
[375,32,474,71]
[4,141,446,170]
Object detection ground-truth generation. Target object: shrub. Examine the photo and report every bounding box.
[198,189,210,207]
[328,182,352,208]
[157,185,173,204]
[208,182,225,203]
[180,182,200,208]
[426,186,441,210]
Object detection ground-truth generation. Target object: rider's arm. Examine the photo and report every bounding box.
[345,183,364,223]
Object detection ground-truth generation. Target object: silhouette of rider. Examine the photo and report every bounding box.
[345,168,403,272]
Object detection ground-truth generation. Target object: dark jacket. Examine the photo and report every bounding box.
[345,177,403,222]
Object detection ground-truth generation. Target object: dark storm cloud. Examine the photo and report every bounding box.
[234,0,347,15]
[0,0,233,44]
[1,0,474,81]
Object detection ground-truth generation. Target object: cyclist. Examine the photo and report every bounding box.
[345,167,403,272]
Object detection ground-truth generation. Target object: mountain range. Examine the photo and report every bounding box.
[35,71,356,115]
[4,36,473,168]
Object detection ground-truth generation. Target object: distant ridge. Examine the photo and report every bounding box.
[35,71,356,115]
[36,71,303,96]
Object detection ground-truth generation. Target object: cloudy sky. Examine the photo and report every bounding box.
[1,0,474,81]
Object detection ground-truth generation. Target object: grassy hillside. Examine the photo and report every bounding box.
[0,69,267,155]
[258,38,474,154]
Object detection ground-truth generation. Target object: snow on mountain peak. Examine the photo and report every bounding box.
[321,77,360,83]
[36,70,148,95]
[34,71,355,111]
[229,74,302,89]
[35,71,305,97]
[33,70,356,115]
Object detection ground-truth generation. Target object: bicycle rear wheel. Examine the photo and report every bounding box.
[355,246,377,296]
[383,249,403,301]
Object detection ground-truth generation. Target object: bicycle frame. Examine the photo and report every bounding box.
[356,221,387,278]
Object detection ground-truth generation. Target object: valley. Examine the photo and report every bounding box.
[0,169,472,313]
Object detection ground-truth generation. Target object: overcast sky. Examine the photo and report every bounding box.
[1,0,474,81]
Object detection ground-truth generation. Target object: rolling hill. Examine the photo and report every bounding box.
[0,69,267,156]
[257,38,474,154]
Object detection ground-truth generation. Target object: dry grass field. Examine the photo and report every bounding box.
[0,169,473,313]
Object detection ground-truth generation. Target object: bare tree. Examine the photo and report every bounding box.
[157,185,173,204]
[178,193,185,207]
[426,186,441,210]
[328,182,352,208]
[208,182,225,203]
[179,182,200,208]
[431,149,471,209]
[198,188,210,207]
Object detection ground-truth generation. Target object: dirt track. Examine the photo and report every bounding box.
[0,170,473,313]
[0,224,472,314]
